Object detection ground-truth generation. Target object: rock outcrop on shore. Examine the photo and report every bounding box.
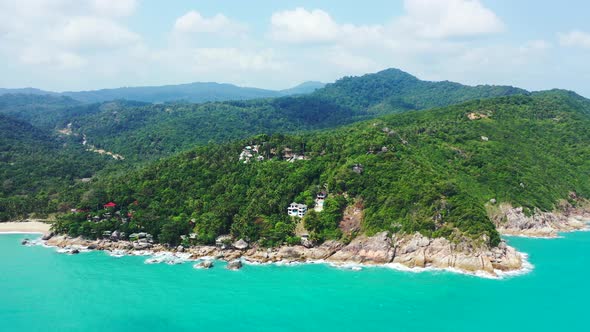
[43,232,523,277]
[327,232,521,274]
[30,198,590,277]
[490,203,590,238]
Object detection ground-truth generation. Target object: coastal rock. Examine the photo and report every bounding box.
[187,246,218,259]
[40,230,527,276]
[491,203,589,238]
[304,240,344,260]
[176,245,185,252]
[242,248,280,263]
[233,239,249,250]
[116,242,134,250]
[21,238,30,245]
[87,244,98,250]
[277,246,305,261]
[226,260,243,270]
[195,260,214,269]
[110,230,120,241]
[390,233,523,275]
[488,241,522,271]
[301,237,314,248]
[41,232,54,241]
[328,232,394,264]
[71,249,80,254]
[222,250,243,261]
[133,242,152,250]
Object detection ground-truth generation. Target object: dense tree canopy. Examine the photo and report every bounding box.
[54,91,590,247]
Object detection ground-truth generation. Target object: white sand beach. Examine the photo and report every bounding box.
[0,222,51,233]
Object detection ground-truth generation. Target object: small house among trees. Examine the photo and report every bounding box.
[288,203,308,218]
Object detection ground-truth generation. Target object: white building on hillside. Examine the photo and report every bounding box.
[288,203,308,218]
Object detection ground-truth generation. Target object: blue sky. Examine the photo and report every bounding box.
[1,0,590,96]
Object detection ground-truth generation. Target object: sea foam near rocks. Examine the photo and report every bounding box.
[144,252,192,265]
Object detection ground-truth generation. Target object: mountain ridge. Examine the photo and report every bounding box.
[0,81,327,104]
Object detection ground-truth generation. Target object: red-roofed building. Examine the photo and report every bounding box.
[103,202,117,209]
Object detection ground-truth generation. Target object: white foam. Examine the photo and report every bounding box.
[495,253,534,279]
[144,252,193,265]
[242,259,273,266]
[328,262,363,271]
[502,234,560,239]
[107,250,127,258]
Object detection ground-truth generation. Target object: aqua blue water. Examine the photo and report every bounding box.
[1,232,589,332]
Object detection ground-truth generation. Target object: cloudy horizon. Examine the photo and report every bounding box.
[1,0,589,96]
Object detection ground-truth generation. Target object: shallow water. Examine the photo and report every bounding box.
[1,232,589,331]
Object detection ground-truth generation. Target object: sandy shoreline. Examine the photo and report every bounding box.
[0,222,51,233]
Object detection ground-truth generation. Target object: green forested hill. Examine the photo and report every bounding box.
[68,69,528,162]
[57,91,590,247]
[0,94,150,130]
[0,94,81,128]
[315,68,528,113]
[0,114,114,220]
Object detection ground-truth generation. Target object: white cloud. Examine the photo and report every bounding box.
[399,0,505,39]
[0,0,142,72]
[174,11,245,35]
[52,16,141,51]
[270,8,341,43]
[20,46,87,69]
[270,1,503,46]
[91,0,137,17]
[559,30,590,49]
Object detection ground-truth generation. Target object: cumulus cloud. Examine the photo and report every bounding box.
[174,11,245,35]
[399,0,504,39]
[559,30,590,49]
[270,8,341,43]
[20,46,87,69]
[51,16,141,51]
[270,1,504,45]
[0,0,142,73]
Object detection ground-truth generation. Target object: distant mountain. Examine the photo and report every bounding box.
[279,81,326,96]
[0,94,81,128]
[60,82,282,104]
[0,81,327,104]
[64,68,529,161]
[0,87,56,96]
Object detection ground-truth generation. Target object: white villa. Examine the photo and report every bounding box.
[288,203,308,218]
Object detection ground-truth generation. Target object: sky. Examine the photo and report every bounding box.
[1,0,590,96]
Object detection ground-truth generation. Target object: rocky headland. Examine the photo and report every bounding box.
[34,202,589,277]
[43,231,523,277]
[489,202,590,238]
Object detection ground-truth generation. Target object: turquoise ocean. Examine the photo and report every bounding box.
[1,231,589,332]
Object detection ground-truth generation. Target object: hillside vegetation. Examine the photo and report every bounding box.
[0,114,114,220]
[55,91,590,247]
[68,69,527,161]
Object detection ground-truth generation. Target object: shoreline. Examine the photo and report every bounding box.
[39,231,525,278]
[21,234,535,280]
[0,221,51,234]
[11,210,588,280]
[497,215,590,239]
